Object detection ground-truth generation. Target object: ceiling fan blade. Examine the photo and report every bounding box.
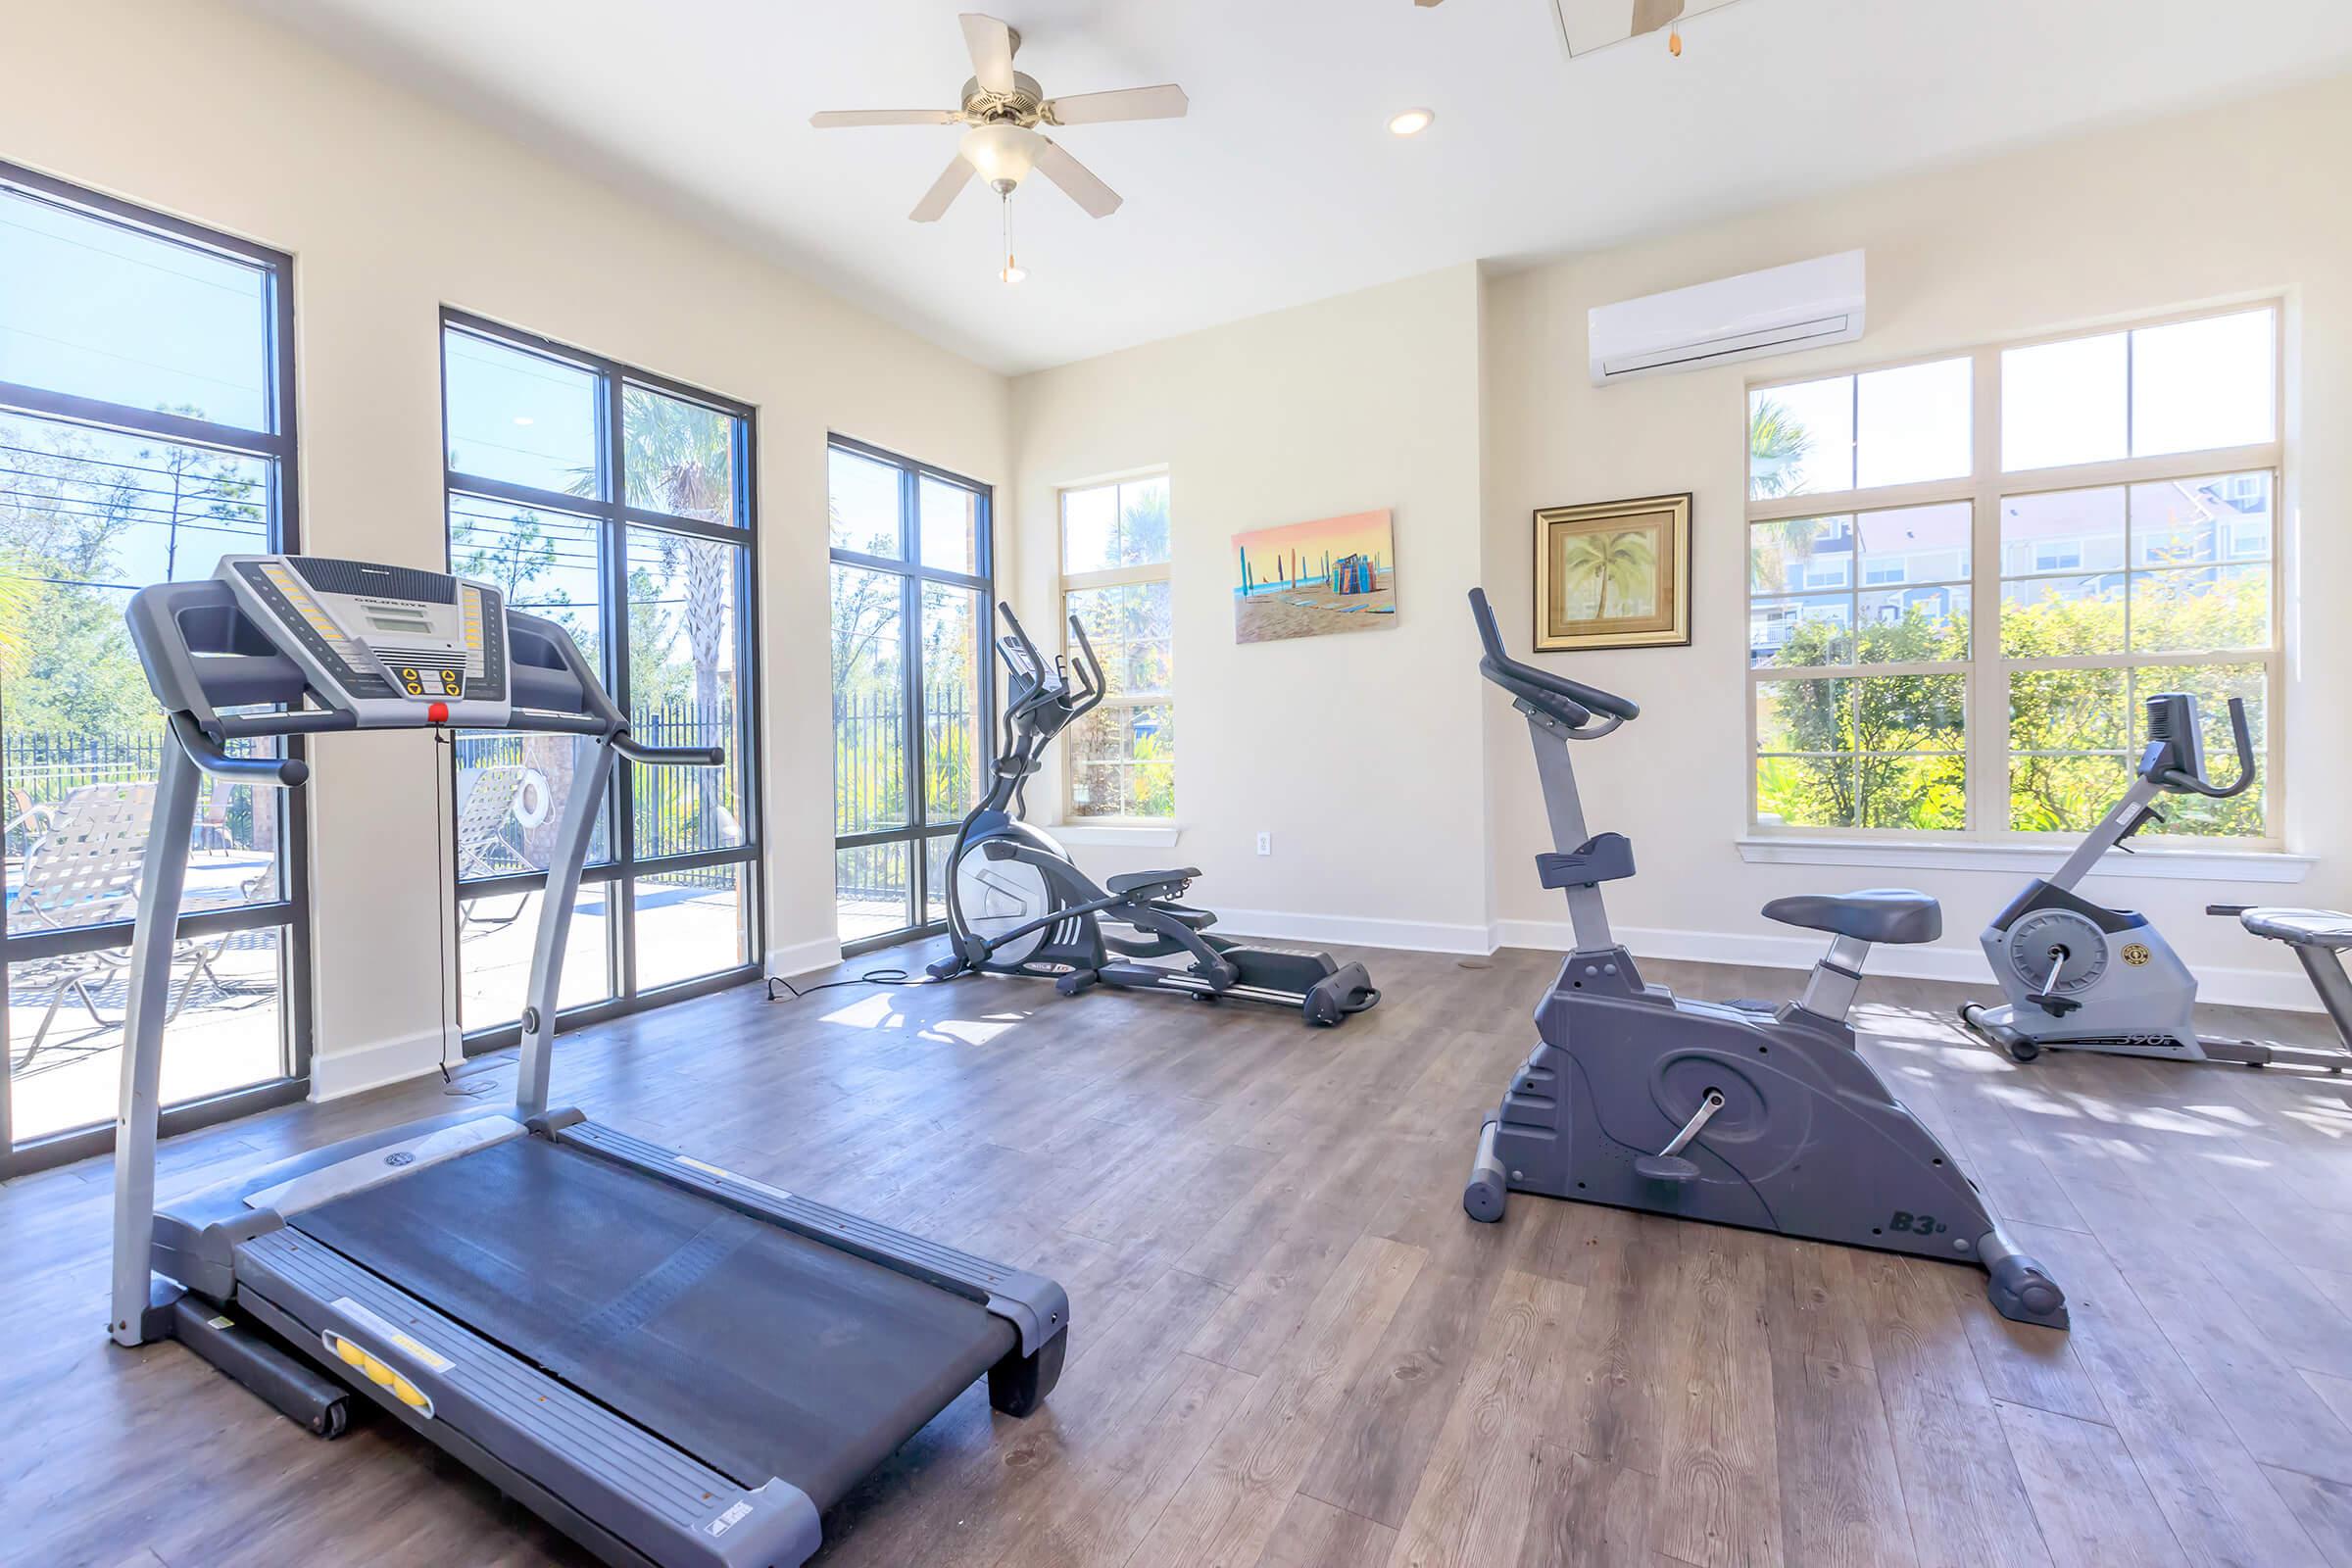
[1415,0,1446,7]
[809,109,963,128]
[1041,84,1189,125]
[1035,138,1122,219]
[909,155,977,222]
[959,13,1018,96]
[1629,0,1687,36]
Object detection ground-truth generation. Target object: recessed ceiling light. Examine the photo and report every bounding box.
[512,416,534,426]
[1388,108,1435,137]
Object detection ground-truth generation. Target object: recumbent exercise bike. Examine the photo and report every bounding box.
[1959,690,2351,1071]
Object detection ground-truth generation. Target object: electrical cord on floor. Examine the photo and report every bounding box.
[764,966,971,1002]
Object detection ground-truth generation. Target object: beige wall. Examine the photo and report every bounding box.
[1005,74,2352,1008]
[1006,266,1493,950]
[1,0,1010,1093]
[1482,73,2352,1005]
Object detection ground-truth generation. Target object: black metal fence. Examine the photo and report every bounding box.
[833,694,977,914]
[3,729,167,858]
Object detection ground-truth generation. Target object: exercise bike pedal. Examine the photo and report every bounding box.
[1634,1152,1703,1184]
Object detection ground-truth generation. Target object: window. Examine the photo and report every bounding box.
[0,164,307,1170]
[826,438,993,950]
[1748,305,2279,843]
[1058,474,1173,819]
[441,314,760,1043]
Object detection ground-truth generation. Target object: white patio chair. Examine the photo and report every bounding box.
[9,781,233,1072]
[456,764,543,935]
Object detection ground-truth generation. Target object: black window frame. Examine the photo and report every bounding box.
[827,433,997,956]
[0,160,312,1176]
[439,309,764,1049]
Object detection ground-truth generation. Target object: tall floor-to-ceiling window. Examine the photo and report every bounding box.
[828,437,994,952]
[0,163,309,1173]
[440,312,760,1046]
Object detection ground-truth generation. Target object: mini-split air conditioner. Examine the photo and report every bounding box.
[1588,249,1865,385]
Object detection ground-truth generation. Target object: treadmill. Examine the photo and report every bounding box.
[107,556,1068,1568]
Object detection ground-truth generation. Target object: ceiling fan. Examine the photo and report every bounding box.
[809,12,1188,232]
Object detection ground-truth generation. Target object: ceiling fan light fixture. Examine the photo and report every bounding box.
[1001,259,1027,284]
[960,122,1046,188]
[1387,107,1436,137]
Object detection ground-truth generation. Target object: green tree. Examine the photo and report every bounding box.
[1747,394,1813,500]
[1758,570,2269,839]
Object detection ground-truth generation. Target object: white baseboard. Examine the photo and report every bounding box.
[1492,918,2324,1014]
[765,934,846,980]
[1216,906,1493,956]
[310,1025,454,1102]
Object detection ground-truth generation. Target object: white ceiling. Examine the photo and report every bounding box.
[237,0,2352,375]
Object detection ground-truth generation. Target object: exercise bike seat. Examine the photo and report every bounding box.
[1762,888,1941,945]
[1106,867,1198,897]
[2236,906,2352,951]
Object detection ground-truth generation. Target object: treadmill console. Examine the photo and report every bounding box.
[220,555,514,726]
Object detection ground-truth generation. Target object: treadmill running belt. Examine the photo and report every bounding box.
[287,1134,1015,1510]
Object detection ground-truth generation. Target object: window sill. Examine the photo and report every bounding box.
[1736,836,2312,884]
[1055,820,1183,849]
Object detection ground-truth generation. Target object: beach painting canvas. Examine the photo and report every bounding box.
[1232,509,1397,644]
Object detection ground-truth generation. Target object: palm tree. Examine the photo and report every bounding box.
[574,391,737,842]
[1747,394,1813,500]
[1559,530,1654,620]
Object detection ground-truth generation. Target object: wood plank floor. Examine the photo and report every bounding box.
[5,938,2351,1567]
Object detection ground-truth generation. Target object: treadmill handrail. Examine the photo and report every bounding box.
[613,736,726,767]
[168,712,310,788]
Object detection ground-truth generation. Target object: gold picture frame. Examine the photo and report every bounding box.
[1533,492,1691,652]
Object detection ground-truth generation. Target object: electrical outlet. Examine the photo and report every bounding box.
[1256,832,1272,856]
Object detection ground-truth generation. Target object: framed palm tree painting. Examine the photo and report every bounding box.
[1534,493,1690,651]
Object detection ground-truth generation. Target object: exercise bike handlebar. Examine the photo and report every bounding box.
[1466,588,1640,730]
[2156,696,2256,800]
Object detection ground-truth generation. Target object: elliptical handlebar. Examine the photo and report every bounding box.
[1062,614,1106,720]
[1465,588,1640,732]
[2156,696,2256,800]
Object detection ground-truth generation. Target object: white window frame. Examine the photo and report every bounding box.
[1057,469,1173,823]
[1744,301,2286,854]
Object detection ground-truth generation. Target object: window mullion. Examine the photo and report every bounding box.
[1971,343,2003,837]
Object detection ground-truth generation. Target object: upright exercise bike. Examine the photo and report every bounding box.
[1960,691,2351,1071]
[927,603,1379,1027]
[1458,588,2065,1329]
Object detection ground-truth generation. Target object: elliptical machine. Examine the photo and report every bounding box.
[1458,588,2065,1329]
[1960,692,2349,1071]
[927,602,1379,1027]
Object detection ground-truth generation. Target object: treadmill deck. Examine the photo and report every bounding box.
[286,1133,1015,1510]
